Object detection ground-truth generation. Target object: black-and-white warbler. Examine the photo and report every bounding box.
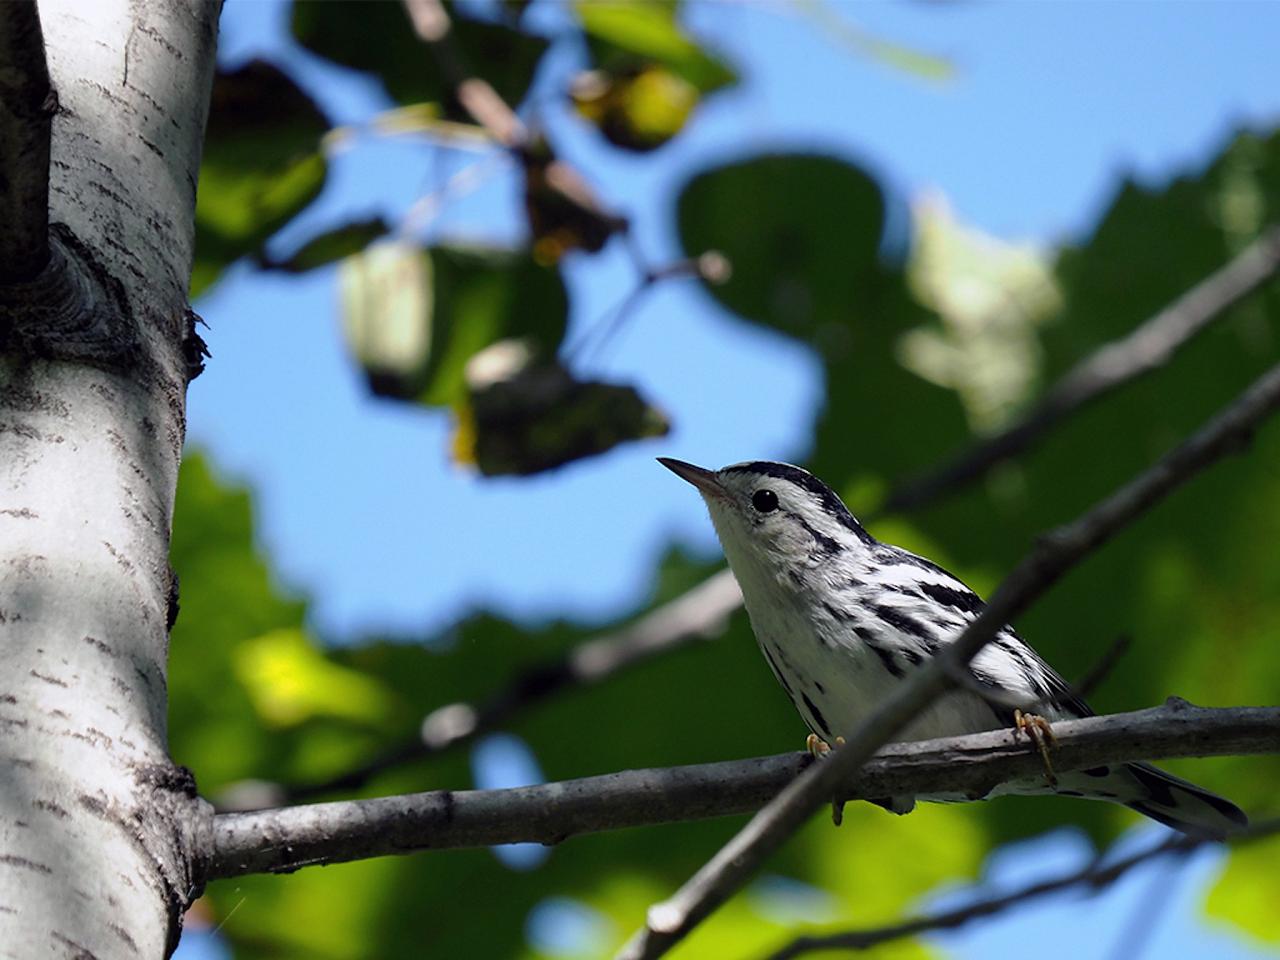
[660,457,1246,837]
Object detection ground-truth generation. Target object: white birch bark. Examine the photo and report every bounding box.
[0,1,219,955]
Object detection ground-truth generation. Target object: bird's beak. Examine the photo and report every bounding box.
[658,458,729,501]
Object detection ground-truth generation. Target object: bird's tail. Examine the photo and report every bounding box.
[1063,761,1247,839]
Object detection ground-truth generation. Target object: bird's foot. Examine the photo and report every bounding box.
[1014,709,1058,787]
[805,733,845,758]
[804,735,848,824]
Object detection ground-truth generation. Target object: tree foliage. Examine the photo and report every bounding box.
[175,2,1280,956]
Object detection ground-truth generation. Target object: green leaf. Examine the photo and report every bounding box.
[291,0,548,116]
[192,60,329,298]
[338,242,569,407]
[262,218,390,274]
[1207,832,1280,942]
[456,351,670,476]
[571,1,736,151]
[571,64,701,153]
[233,628,400,729]
[794,0,955,84]
[678,153,889,336]
[575,0,736,93]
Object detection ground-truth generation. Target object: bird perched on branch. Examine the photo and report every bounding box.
[660,457,1246,838]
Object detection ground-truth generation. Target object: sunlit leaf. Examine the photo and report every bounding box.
[1206,832,1280,942]
[339,241,569,406]
[575,0,736,93]
[234,628,400,729]
[900,196,1061,431]
[571,0,735,151]
[795,0,955,83]
[570,65,700,152]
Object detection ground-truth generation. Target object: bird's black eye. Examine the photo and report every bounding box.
[752,489,779,513]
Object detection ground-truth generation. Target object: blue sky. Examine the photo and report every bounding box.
[178,2,1280,958]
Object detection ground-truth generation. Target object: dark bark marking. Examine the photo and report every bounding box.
[51,930,100,960]
[83,635,114,655]
[0,694,15,704]
[440,790,455,824]
[134,762,197,798]
[78,794,109,818]
[34,798,69,819]
[0,854,52,874]
[109,923,139,952]
[0,507,37,518]
[29,669,68,687]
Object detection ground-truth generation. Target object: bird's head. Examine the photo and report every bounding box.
[658,458,875,588]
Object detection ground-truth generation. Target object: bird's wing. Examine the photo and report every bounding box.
[870,543,1093,720]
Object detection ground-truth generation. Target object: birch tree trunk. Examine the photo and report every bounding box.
[0,1,219,955]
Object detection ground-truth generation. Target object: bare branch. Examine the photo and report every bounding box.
[206,702,1279,880]
[884,226,1280,514]
[616,360,1280,960]
[765,817,1280,959]
[0,0,55,282]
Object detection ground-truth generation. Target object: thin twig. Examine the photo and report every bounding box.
[615,360,1280,960]
[883,226,1280,514]
[0,0,55,282]
[206,703,1280,880]
[763,818,1280,959]
[566,251,730,365]
[1074,634,1133,701]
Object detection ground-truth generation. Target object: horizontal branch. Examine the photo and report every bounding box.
[206,702,1279,880]
[884,225,1280,513]
[617,358,1280,960]
[0,0,55,282]
[767,816,1280,959]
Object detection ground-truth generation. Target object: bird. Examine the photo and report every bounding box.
[659,456,1247,838]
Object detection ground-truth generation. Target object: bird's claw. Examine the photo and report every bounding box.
[1014,709,1058,787]
[804,735,847,824]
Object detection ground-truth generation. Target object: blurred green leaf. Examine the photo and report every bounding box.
[262,217,391,274]
[192,60,328,297]
[678,154,888,336]
[1206,831,1280,942]
[457,351,670,476]
[338,241,569,406]
[234,627,400,729]
[575,0,736,93]
[795,0,955,83]
[291,0,548,117]
[571,64,700,153]
[571,0,736,152]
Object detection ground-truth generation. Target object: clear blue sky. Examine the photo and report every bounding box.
[178,2,1280,958]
